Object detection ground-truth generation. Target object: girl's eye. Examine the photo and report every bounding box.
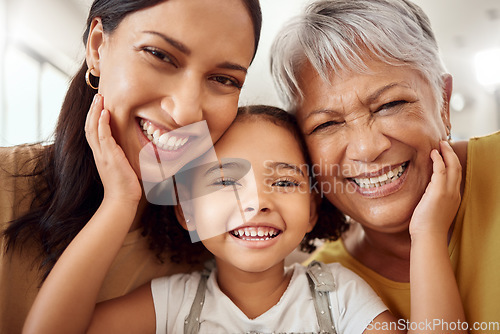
[212,177,240,187]
[274,180,298,187]
[143,47,177,67]
[272,179,301,191]
[210,75,242,89]
[310,120,343,134]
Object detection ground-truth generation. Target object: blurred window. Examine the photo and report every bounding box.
[1,44,68,146]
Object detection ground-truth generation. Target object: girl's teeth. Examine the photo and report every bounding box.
[231,227,281,241]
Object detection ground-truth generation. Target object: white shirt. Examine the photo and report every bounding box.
[151,262,387,333]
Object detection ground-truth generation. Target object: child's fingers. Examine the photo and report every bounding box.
[440,141,462,194]
[97,109,117,151]
[85,94,104,155]
[429,148,446,188]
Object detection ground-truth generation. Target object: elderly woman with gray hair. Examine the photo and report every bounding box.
[271,0,500,327]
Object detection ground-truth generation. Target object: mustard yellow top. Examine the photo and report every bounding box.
[309,131,500,331]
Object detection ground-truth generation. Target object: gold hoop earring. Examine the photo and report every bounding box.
[85,67,99,90]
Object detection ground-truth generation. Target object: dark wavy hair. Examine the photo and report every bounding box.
[3,0,262,282]
[236,105,348,253]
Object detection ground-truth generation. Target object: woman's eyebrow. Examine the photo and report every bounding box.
[303,82,412,121]
[142,31,248,74]
[217,62,248,74]
[143,31,191,55]
[365,82,411,104]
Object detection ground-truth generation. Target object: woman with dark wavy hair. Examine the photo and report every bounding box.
[0,0,261,332]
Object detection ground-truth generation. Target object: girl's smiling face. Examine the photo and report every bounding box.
[183,119,316,273]
[86,0,256,179]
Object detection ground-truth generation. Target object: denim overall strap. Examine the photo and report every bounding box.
[183,269,211,334]
[306,261,337,334]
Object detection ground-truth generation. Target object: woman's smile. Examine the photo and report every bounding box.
[140,118,190,152]
[348,161,409,198]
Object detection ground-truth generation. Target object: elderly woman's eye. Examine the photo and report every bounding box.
[377,100,406,112]
[311,120,343,134]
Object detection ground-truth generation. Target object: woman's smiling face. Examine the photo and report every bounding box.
[296,58,451,232]
[86,0,256,179]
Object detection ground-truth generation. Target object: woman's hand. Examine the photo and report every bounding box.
[85,94,142,204]
[409,141,462,239]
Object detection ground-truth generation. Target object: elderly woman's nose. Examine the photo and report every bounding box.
[345,123,391,163]
[161,81,203,126]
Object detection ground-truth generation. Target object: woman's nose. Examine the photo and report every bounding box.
[161,80,203,126]
[345,119,391,163]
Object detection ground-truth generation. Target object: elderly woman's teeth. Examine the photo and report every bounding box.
[141,120,189,151]
[353,162,408,189]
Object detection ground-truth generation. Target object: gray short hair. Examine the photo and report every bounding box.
[271,0,448,112]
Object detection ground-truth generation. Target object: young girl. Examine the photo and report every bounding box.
[23,105,466,333]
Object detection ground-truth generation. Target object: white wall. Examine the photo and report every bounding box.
[6,0,87,74]
[1,0,498,147]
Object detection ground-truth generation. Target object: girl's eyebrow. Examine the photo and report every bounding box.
[266,161,305,177]
[204,161,243,176]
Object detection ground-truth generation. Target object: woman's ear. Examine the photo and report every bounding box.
[440,74,453,132]
[85,17,105,77]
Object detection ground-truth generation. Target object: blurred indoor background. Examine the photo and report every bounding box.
[1,0,499,146]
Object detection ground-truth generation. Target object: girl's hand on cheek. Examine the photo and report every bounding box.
[85,94,142,205]
[409,141,462,240]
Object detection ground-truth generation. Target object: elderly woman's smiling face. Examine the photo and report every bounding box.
[296,58,452,232]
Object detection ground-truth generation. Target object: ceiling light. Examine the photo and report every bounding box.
[474,48,500,88]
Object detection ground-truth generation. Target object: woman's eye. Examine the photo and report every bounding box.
[143,47,177,67]
[310,120,343,134]
[377,100,406,112]
[210,75,242,89]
